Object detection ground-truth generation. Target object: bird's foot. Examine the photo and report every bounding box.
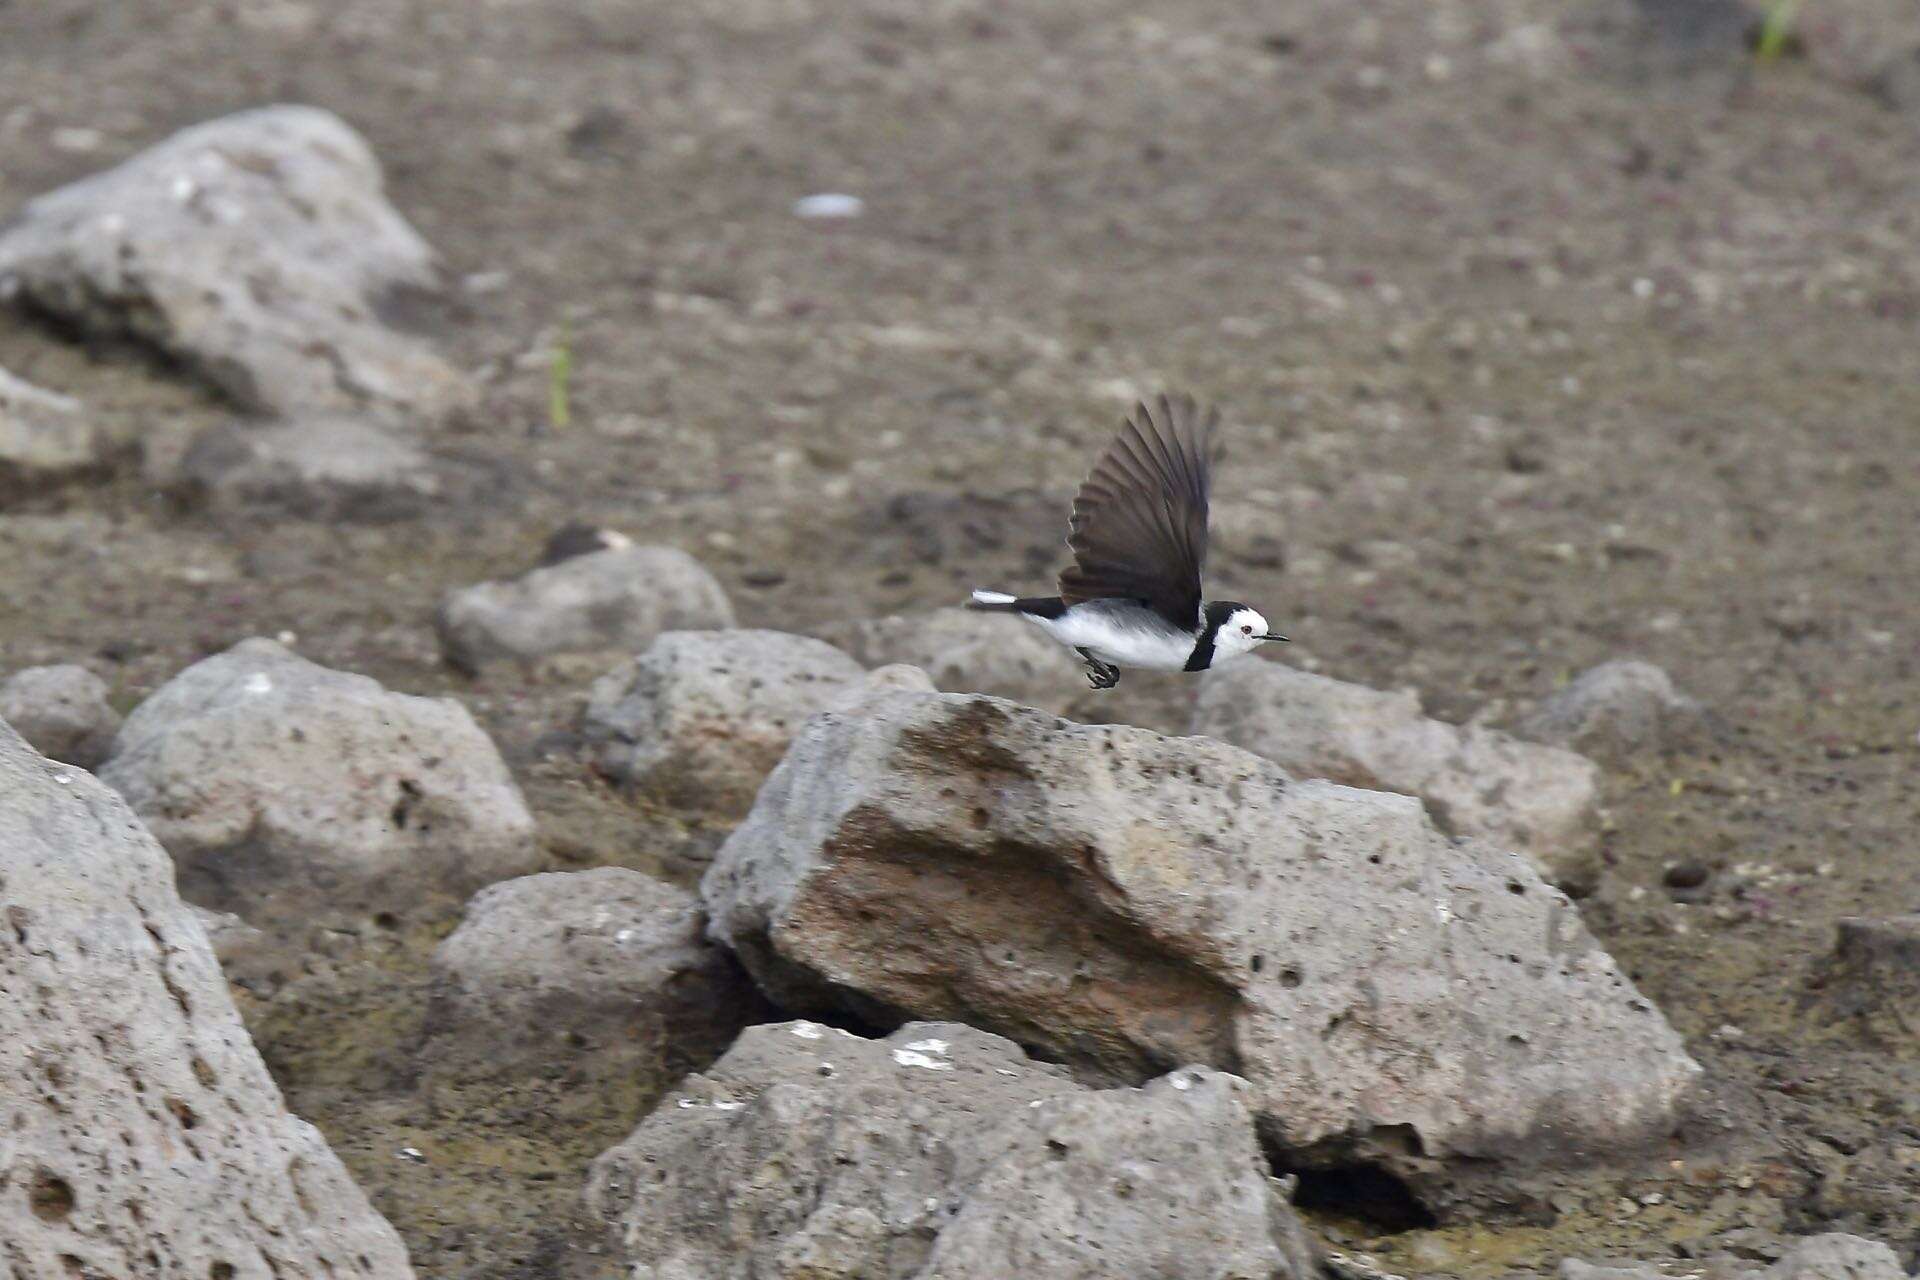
[1084,660,1121,690]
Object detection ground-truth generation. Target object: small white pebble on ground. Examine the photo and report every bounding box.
[793,192,864,219]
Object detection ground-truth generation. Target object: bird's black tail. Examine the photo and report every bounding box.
[967,591,1066,618]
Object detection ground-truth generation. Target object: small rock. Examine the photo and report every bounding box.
[1663,862,1712,891]
[539,521,631,566]
[436,545,734,672]
[586,1021,1317,1280]
[703,692,1700,1217]
[1561,1233,1906,1280]
[426,868,762,1077]
[171,416,443,522]
[1195,660,1602,889]
[0,718,413,1275]
[792,192,865,220]
[0,368,116,504]
[98,638,539,936]
[0,663,120,768]
[0,105,471,420]
[1515,660,1708,758]
[581,629,869,818]
[1759,1234,1908,1280]
[821,606,1082,712]
[1804,916,1920,1044]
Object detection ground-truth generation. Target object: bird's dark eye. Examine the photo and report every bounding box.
[1241,624,1253,634]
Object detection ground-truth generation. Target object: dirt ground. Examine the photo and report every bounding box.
[4,0,1920,1275]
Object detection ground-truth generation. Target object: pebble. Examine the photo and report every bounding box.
[793,193,864,220]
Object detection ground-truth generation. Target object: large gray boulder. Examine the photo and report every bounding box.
[1562,1234,1909,1280]
[0,663,120,768]
[703,692,1701,1215]
[0,718,414,1276]
[1515,660,1709,758]
[0,105,470,420]
[1194,660,1601,888]
[435,544,735,673]
[0,368,116,504]
[586,1020,1318,1280]
[98,638,538,935]
[173,416,443,522]
[425,868,761,1078]
[822,606,1082,712]
[582,629,887,817]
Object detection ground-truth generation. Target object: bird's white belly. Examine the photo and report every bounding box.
[1026,607,1194,672]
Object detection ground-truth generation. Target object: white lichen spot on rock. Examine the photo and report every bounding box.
[893,1049,954,1071]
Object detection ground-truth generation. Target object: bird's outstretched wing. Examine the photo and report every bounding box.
[1058,393,1218,631]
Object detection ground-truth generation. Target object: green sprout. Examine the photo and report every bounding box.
[1755,0,1800,62]
[549,319,573,431]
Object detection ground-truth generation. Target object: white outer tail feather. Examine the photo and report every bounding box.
[971,590,1016,605]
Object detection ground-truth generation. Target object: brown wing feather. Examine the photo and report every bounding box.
[1059,394,1219,630]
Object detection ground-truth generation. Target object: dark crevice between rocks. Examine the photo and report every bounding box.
[6,284,255,410]
[1283,1160,1437,1233]
[749,997,893,1044]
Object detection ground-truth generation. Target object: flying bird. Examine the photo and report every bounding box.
[968,393,1286,689]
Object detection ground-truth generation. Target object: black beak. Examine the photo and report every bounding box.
[1259,633,1288,642]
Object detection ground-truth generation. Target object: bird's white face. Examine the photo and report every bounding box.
[1214,607,1276,663]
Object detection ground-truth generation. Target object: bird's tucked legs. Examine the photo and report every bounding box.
[1077,648,1121,690]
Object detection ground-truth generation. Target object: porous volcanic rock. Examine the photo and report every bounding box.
[426,868,762,1077]
[0,105,471,420]
[173,416,444,522]
[822,605,1082,711]
[586,1020,1319,1280]
[0,662,119,768]
[435,545,734,672]
[1194,659,1601,888]
[582,629,871,816]
[1515,659,1709,758]
[1561,1233,1909,1280]
[98,638,538,936]
[0,368,117,504]
[0,718,414,1276]
[704,691,1700,1215]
